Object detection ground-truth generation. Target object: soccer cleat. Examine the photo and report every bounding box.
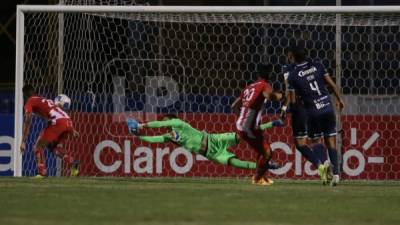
[251,176,273,186]
[318,164,328,185]
[70,160,80,177]
[331,175,340,187]
[126,118,139,135]
[33,174,45,179]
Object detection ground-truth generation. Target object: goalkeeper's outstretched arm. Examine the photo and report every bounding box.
[127,118,184,135]
[142,119,184,129]
[138,134,172,143]
[259,119,284,130]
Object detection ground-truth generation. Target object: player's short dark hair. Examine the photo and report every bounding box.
[22,84,35,96]
[162,114,178,120]
[287,45,307,63]
[257,64,273,81]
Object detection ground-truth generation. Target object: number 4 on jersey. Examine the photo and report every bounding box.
[309,81,322,96]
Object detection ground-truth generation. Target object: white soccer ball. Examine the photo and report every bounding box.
[54,94,71,110]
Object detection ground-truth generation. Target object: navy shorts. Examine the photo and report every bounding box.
[307,110,337,140]
[291,106,308,138]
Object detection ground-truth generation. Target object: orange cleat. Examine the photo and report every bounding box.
[251,176,273,186]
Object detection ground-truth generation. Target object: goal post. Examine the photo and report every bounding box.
[15,5,400,179]
[14,7,25,177]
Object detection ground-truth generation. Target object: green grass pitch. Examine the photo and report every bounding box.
[0,177,399,225]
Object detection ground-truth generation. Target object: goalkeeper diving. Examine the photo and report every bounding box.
[127,114,283,175]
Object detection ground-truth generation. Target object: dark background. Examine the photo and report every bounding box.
[1,0,399,90]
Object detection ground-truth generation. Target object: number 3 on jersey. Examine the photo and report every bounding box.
[309,81,322,96]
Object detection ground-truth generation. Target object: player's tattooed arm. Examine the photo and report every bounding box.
[231,97,242,115]
[324,73,345,110]
[20,113,33,153]
[271,91,283,101]
[263,90,283,102]
[288,90,296,105]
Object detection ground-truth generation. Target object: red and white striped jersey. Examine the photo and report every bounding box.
[236,79,271,133]
[24,96,70,124]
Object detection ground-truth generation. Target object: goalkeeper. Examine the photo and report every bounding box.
[127,114,283,171]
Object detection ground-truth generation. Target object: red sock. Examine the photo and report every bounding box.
[54,146,74,166]
[255,154,268,180]
[63,154,74,164]
[35,148,47,176]
[255,142,272,180]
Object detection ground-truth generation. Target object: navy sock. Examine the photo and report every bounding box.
[313,144,327,163]
[328,148,340,175]
[296,145,320,167]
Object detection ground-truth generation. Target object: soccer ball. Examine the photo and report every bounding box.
[54,94,71,110]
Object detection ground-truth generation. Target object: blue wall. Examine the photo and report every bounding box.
[0,114,14,176]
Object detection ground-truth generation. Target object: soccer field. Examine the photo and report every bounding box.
[0,178,399,225]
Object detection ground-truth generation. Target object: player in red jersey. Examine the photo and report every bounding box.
[20,85,79,177]
[231,64,283,185]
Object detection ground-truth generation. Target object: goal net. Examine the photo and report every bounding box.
[15,5,400,180]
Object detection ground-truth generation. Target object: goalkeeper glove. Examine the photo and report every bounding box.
[272,119,284,127]
[127,118,140,135]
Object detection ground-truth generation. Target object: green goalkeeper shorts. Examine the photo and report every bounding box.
[205,132,238,165]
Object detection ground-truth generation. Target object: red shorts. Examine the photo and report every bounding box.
[237,129,270,155]
[40,118,73,144]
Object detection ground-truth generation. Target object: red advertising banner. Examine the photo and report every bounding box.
[67,113,400,180]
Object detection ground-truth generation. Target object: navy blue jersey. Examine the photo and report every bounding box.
[287,61,333,115]
[283,63,305,108]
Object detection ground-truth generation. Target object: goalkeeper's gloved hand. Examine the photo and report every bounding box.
[272,119,284,127]
[127,118,140,135]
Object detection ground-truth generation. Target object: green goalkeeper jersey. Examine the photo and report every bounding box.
[139,119,205,154]
[138,119,276,155]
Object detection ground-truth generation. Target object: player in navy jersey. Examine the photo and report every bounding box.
[281,63,308,139]
[281,59,329,183]
[287,46,345,186]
